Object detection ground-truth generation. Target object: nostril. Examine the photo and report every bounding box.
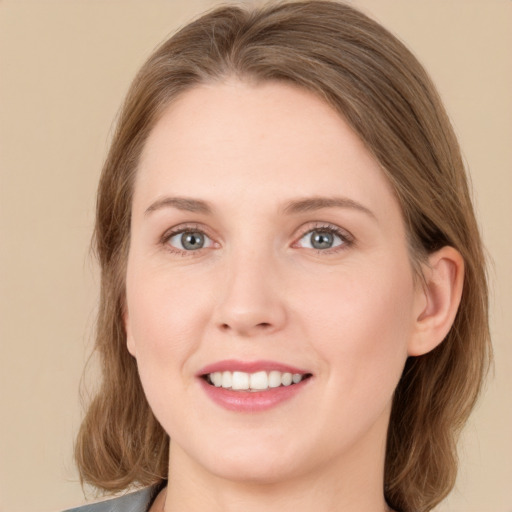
[218,321,273,333]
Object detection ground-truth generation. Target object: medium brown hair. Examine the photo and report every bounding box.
[75,2,491,511]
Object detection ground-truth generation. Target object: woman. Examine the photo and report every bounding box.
[68,1,491,511]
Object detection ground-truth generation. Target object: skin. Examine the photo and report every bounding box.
[124,79,464,512]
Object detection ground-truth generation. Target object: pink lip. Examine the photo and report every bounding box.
[196,359,312,413]
[199,378,310,412]
[196,359,309,376]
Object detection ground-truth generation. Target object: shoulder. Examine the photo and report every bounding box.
[63,487,155,512]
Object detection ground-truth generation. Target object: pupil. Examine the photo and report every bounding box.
[181,232,204,250]
[311,231,333,249]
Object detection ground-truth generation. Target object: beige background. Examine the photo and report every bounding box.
[1,1,510,511]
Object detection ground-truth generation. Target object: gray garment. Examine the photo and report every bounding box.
[63,487,156,512]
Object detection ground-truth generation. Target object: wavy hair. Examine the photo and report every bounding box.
[75,2,491,511]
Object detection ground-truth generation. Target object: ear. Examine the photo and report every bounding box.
[123,307,137,358]
[408,246,464,356]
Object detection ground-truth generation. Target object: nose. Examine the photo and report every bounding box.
[213,249,287,338]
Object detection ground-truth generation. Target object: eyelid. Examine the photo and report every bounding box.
[293,222,354,252]
[160,223,218,253]
[159,221,354,255]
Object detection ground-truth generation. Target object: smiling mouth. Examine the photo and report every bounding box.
[203,370,312,392]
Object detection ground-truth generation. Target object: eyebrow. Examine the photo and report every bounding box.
[281,196,376,220]
[144,195,376,220]
[145,197,213,216]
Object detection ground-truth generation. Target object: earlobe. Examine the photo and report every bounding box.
[408,246,464,357]
[124,309,137,358]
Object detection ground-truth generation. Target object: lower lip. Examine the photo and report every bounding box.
[199,378,310,412]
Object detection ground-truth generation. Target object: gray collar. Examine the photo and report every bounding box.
[63,486,157,512]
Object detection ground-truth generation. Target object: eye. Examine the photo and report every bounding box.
[296,226,348,251]
[167,230,214,251]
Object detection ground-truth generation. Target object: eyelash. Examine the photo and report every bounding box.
[160,222,354,256]
[295,222,354,254]
[160,223,214,257]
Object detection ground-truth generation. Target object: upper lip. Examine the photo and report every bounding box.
[197,359,310,376]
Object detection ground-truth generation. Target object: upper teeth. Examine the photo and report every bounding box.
[207,370,306,391]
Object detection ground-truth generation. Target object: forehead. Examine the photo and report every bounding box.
[135,79,398,219]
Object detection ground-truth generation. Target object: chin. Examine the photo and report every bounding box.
[182,429,328,486]
[204,454,306,485]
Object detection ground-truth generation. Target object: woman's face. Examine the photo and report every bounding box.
[125,80,424,484]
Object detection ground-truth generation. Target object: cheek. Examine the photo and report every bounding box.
[124,263,210,382]
[127,260,203,341]
[299,259,415,397]
[124,268,209,429]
